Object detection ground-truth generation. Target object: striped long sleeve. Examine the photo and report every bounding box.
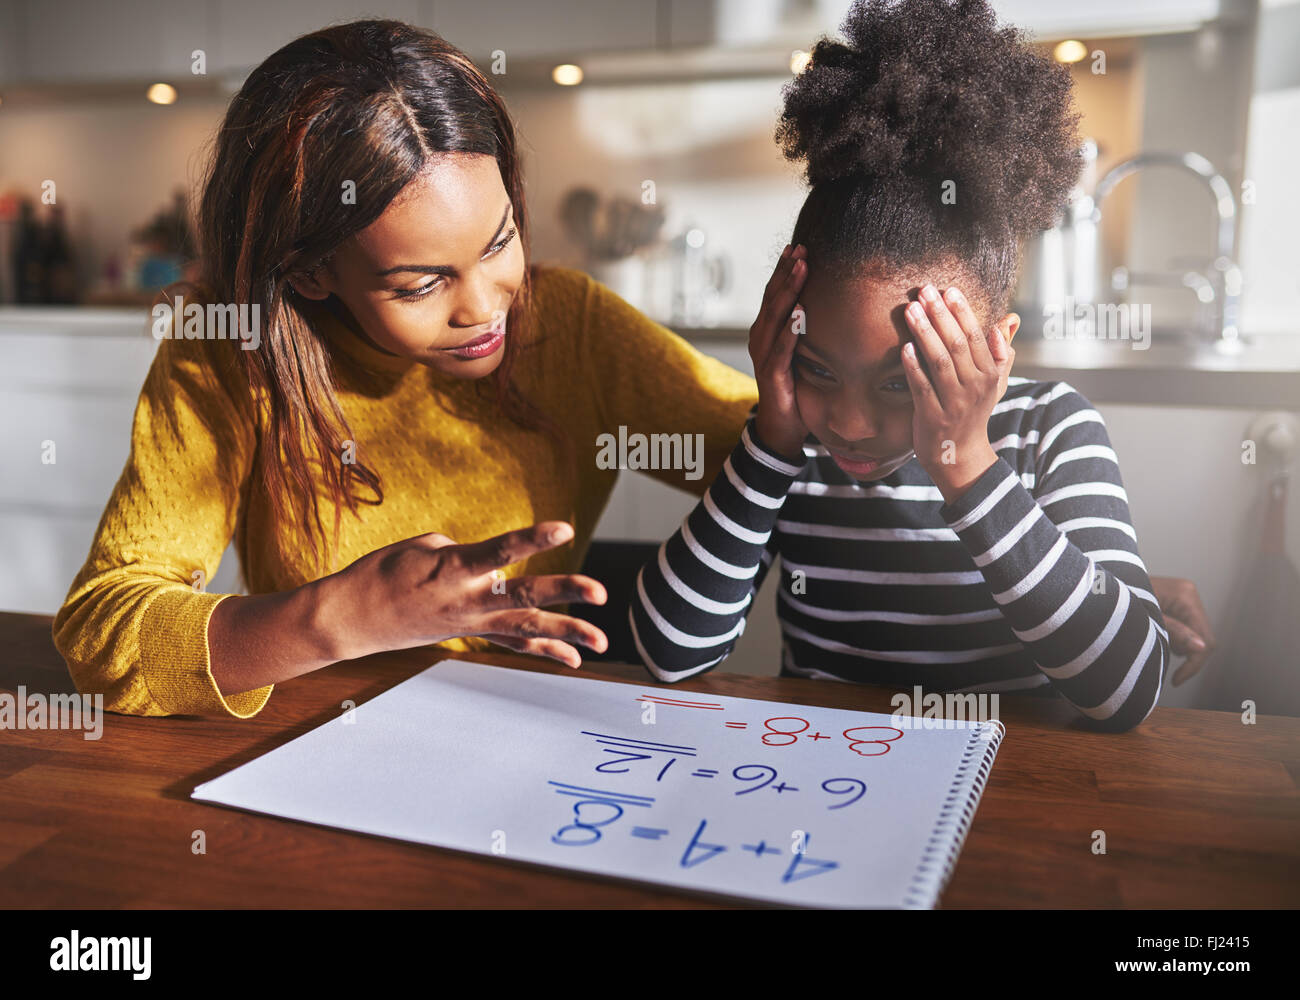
[935,384,1167,730]
[629,379,1169,733]
[629,415,798,681]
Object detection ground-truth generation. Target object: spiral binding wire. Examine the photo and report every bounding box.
[902,718,1006,909]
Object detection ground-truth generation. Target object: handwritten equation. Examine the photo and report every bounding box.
[543,694,907,886]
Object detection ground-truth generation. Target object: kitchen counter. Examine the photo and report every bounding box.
[3,308,1295,409]
[677,326,1300,409]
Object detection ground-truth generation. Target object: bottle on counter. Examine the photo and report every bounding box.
[12,199,45,304]
[0,191,15,304]
[41,204,78,304]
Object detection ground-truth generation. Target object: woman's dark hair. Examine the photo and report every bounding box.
[176,19,556,576]
[778,0,1083,318]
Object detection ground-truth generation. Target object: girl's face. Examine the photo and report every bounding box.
[792,268,1017,481]
[291,153,525,380]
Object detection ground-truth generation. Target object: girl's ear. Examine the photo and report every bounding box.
[998,312,1020,345]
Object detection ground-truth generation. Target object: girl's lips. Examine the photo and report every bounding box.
[829,451,884,475]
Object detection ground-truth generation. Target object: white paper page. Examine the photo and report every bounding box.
[192,660,1004,908]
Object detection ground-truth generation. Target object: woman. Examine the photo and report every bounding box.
[52,19,756,718]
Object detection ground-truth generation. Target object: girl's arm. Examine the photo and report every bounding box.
[629,413,798,679]
[903,285,1166,732]
[938,383,1167,731]
[630,246,810,679]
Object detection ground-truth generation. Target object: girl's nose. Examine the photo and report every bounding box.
[826,393,878,444]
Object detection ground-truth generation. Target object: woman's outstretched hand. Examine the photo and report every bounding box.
[750,243,811,461]
[315,520,609,668]
[900,283,1014,505]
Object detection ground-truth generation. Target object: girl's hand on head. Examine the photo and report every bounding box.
[900,284,1014,505]
[749,243,811,461]
[315,521,609,669]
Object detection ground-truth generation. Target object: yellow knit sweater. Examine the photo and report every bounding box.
[52,265,758,718]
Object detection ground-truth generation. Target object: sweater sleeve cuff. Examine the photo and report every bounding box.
[741,418,808,477]
[937,456,1019,527]
[140,589,274,718]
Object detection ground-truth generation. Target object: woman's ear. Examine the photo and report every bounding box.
[287,263,334,301]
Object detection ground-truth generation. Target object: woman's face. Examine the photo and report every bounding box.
[292,153,525,380]
[792,267,1017,482]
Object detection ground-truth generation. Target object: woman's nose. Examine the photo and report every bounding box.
[450,267,498,329]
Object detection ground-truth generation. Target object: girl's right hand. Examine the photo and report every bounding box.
[750,243,810,460]
[314,521,608,668]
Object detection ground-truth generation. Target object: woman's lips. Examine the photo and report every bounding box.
[441,325,505,360]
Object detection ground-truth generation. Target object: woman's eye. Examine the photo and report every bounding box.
[392,226,516,304]
[881,377,910,393]
[393,277,443,302]
[486,226,517,257]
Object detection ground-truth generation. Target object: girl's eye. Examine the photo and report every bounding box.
[793,355,833,381]
[881,377,910,393]
[391,226,517,304]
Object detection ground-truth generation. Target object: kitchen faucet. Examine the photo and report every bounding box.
[1090,151,1242,347]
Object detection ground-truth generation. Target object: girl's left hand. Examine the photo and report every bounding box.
[901,284,1014,505]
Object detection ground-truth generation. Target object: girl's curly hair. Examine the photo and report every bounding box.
[777,0,1083,316]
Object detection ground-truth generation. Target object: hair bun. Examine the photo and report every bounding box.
[777,0,1082,238]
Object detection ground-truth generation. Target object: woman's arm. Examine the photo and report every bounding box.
[53,335,608,718]
[572,271,760,497]
[51,335,272,717]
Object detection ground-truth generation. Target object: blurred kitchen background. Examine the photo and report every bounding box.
[1,0,1296,710]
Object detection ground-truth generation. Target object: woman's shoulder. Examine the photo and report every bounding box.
[529,263,597,316]
[527,262,674,356]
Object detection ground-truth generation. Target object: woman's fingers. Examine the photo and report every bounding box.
[499,573,608,611]
[455,521,574,574]
[480,608,609,655]
[485,632,585,669]
[1172,648,1212,686]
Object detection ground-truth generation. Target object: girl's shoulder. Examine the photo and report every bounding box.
[998,376,1101,427]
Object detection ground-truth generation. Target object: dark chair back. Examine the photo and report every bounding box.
[572,539,659,664]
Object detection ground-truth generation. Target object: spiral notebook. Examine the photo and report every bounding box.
[192,659,1005,908]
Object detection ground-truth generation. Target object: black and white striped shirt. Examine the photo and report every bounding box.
[629,377,1168,732]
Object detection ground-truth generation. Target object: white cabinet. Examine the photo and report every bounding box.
[0,309,242,614]
[14,0,209,84]
[213,0,422,76]
[433,0,657,60]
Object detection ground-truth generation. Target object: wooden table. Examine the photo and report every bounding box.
[2,610,1298,908]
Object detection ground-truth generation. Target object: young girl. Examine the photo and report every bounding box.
[52,19,759,718]
[629,0,1169,731]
